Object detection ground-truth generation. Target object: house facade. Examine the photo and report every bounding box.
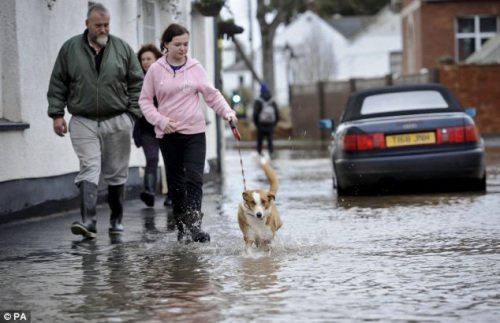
[400,0,500,74]
[0,0,225,222]
[338,6,402,80]
[222,7,402,109]
[289,0,500,141]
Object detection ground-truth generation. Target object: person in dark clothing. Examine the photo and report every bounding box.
[253,83,280,157]
[47,3,143,239]
[133,44,172,208]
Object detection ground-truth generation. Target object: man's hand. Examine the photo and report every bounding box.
[53,117,67,137]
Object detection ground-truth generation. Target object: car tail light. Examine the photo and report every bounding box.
[436,125,479,144]
[342,133,386,151]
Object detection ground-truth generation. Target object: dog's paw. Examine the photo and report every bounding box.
[260,154,270,165]
[245,246,253,256]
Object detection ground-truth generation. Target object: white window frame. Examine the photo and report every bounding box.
[140,0,158,46]
[455,15,498,61]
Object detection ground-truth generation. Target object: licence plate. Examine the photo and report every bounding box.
[386,132,436,148]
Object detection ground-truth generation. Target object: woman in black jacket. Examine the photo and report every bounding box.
[133,44,172,207]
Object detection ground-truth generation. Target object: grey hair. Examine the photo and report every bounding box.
[87,3,109,19]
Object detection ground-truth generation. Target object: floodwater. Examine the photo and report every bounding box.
[0,147,499,322]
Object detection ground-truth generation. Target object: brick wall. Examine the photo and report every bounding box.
[439,64,500,135]
[401,0,500,74]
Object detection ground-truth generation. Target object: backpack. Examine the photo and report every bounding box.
[257,98,276,124]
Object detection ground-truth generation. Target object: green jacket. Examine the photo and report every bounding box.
[47,31,143,121]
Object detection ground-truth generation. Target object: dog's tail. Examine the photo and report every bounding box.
[260,157,279,195]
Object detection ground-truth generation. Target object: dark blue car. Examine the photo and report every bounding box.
[328,84,486,195]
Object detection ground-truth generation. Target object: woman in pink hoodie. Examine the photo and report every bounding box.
[139,23,237,243]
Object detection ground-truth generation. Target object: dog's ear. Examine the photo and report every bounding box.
[242,191,251,201]
[267,192,276,201]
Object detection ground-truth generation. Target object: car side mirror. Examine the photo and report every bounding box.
[464,107,477,118]
[320,118,335,131]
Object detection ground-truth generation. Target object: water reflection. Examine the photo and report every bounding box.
[239,255,281,291]
[0,148,499,322]
[141,247,219,322]
[335,192,485,210]
[68,240,105,320]
[67,239,222,322]
[141,208,176,243]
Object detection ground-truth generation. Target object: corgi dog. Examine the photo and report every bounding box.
[238,158,283,254]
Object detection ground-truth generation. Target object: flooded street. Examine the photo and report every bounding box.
[1,147,499,322]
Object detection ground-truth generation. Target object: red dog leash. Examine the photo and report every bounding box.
[229,120,247,191]
[229,120,241,141]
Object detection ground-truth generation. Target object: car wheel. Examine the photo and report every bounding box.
[336,180,354,196]
[469,173,486,192]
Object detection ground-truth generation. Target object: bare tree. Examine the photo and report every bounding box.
[255,0,389,91]
[256,0,301,93]
[289,28,337,85]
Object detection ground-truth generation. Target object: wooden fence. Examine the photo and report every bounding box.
[289,65,500,140]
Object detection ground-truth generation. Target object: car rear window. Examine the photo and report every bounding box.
[361,90,449,115]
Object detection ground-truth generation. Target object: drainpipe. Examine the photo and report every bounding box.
[214,18,223,174]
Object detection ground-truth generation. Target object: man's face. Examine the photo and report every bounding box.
[86,11,110,46]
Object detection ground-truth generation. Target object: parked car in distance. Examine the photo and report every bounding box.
[324,84,486,195]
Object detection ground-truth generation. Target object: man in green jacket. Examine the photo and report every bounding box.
[47,3,143,240]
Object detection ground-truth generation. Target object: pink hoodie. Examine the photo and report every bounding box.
[139,55,235,137]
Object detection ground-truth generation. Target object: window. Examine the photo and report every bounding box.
[456,15,498,61]
[361,91,449,115]
[142,0,156,44]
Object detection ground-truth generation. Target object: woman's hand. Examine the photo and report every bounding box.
[225,114,238,126]
[163,119,178,134]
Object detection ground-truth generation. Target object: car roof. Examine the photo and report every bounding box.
[341,83,463,123]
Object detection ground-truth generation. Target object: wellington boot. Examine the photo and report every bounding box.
[140,173,156,207]
[185,210,210,243]
[71,181,98,239]
[173,213,188,242]
[171,188,188,241]
[108,184,125,235]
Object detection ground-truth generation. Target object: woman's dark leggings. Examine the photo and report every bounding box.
[158,132,206,215]
[140,131,160,175]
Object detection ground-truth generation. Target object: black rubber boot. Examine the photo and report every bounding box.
[174,213,187,242]
[108,184,125,235]
[140,173,156,207]
[185,210,210,243]
[165,207,177,232]
[163,193,173,207]
[171,188,188,242]
[71,181,98,239]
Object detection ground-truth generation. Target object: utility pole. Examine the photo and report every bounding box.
[248,0,255,89]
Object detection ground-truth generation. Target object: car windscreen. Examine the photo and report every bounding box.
[360,90,449,115]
